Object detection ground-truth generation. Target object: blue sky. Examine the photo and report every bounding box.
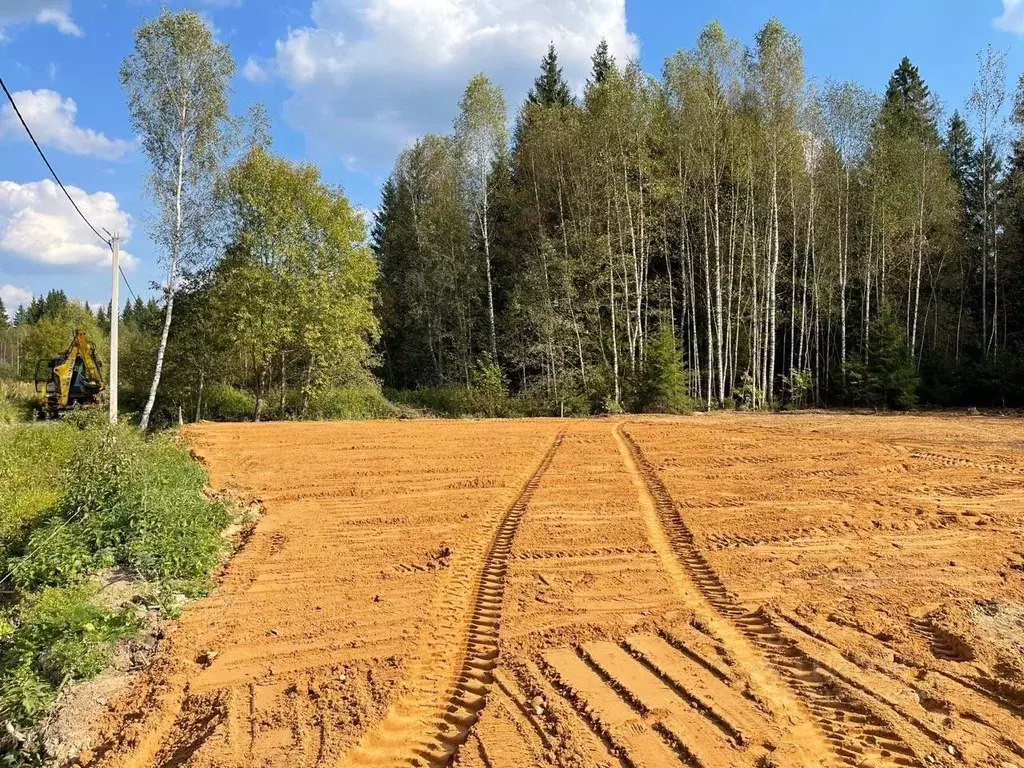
[1,0,1023,318]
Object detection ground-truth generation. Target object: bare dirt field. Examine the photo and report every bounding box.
[86,414,1024,768]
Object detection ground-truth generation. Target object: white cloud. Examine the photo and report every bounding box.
[995,0,1024,33]
[35,7,82,36]
[0,89,134,160]
[0,284,32,316]
[0,179,137,270]
[267,0,635,168]
[242,56,268,82]
[0,1,82,40]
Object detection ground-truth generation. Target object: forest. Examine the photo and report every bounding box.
[3,13,1024,421]
[375,23,1024,414]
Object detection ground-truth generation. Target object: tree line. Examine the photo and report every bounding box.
[5,14,1024,421]
[374,21,1024,412]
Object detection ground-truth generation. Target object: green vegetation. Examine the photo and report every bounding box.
[0,414,232,740]
[845,303,920,410]
[0,585,139,726]
[628,325,692,415]
[0,382,35,425]
[304,387,407,421]
[371,26,1024,413]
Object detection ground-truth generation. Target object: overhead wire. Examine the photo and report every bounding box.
[1,76,138,303]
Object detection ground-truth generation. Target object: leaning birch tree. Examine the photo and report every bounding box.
[121,9,234,430]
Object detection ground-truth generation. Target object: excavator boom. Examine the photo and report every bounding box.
[35,329,105,417]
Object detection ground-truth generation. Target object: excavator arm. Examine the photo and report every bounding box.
[38,329,105,415]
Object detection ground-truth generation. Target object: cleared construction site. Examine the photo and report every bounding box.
[87,414,1024,768]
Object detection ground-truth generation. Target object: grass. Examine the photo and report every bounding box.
[0,411,233,753]
[0,381,36,425]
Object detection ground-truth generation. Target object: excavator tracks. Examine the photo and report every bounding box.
[616,424,925,768]
[339,432,564,767]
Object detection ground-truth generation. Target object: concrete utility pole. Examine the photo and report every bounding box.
[109,232,119,424]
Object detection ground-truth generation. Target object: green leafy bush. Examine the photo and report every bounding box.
[5,417,231,589]
[0,585,138,726]
[391,358,520,418]
[0,413,233,736]
[304,387,406,420]
[782,368,813,409]
[469,357,512,417]
[202,384,256,421]
[389,386,478,417]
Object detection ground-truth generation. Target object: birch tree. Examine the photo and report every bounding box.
[121,9,234,430]
[455,74,508,362]
[968,45,1007,355]
[750,18,804,403]
[822,81,877,377]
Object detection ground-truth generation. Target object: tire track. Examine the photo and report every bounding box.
[339,431,564,767]
[909,619,975,663]
[616,423,925,768]
[910,450,1024,476]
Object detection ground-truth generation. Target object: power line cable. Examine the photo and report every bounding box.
[1,76,111,247]
[119,269,138,303]
[1,77,138,303]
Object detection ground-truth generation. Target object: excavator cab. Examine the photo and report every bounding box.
[35,329,105,418]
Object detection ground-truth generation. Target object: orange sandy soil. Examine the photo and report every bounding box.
[84,415,1024,768]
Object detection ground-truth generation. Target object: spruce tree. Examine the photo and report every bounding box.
[945,111,976,192]
[528,43,572,107]
[863,302,919,409]
[881,56,938,141]
[629,324,690,414]
[589,38,615,85]
[0,297,7,330]
[371,178,397,261]
[96,303,110,335]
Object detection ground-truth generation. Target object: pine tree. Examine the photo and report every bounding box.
[528,43,572,107]
[589,38,615,85]
[0,297,8,330]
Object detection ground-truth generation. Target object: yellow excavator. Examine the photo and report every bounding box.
[34,329,105,418]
